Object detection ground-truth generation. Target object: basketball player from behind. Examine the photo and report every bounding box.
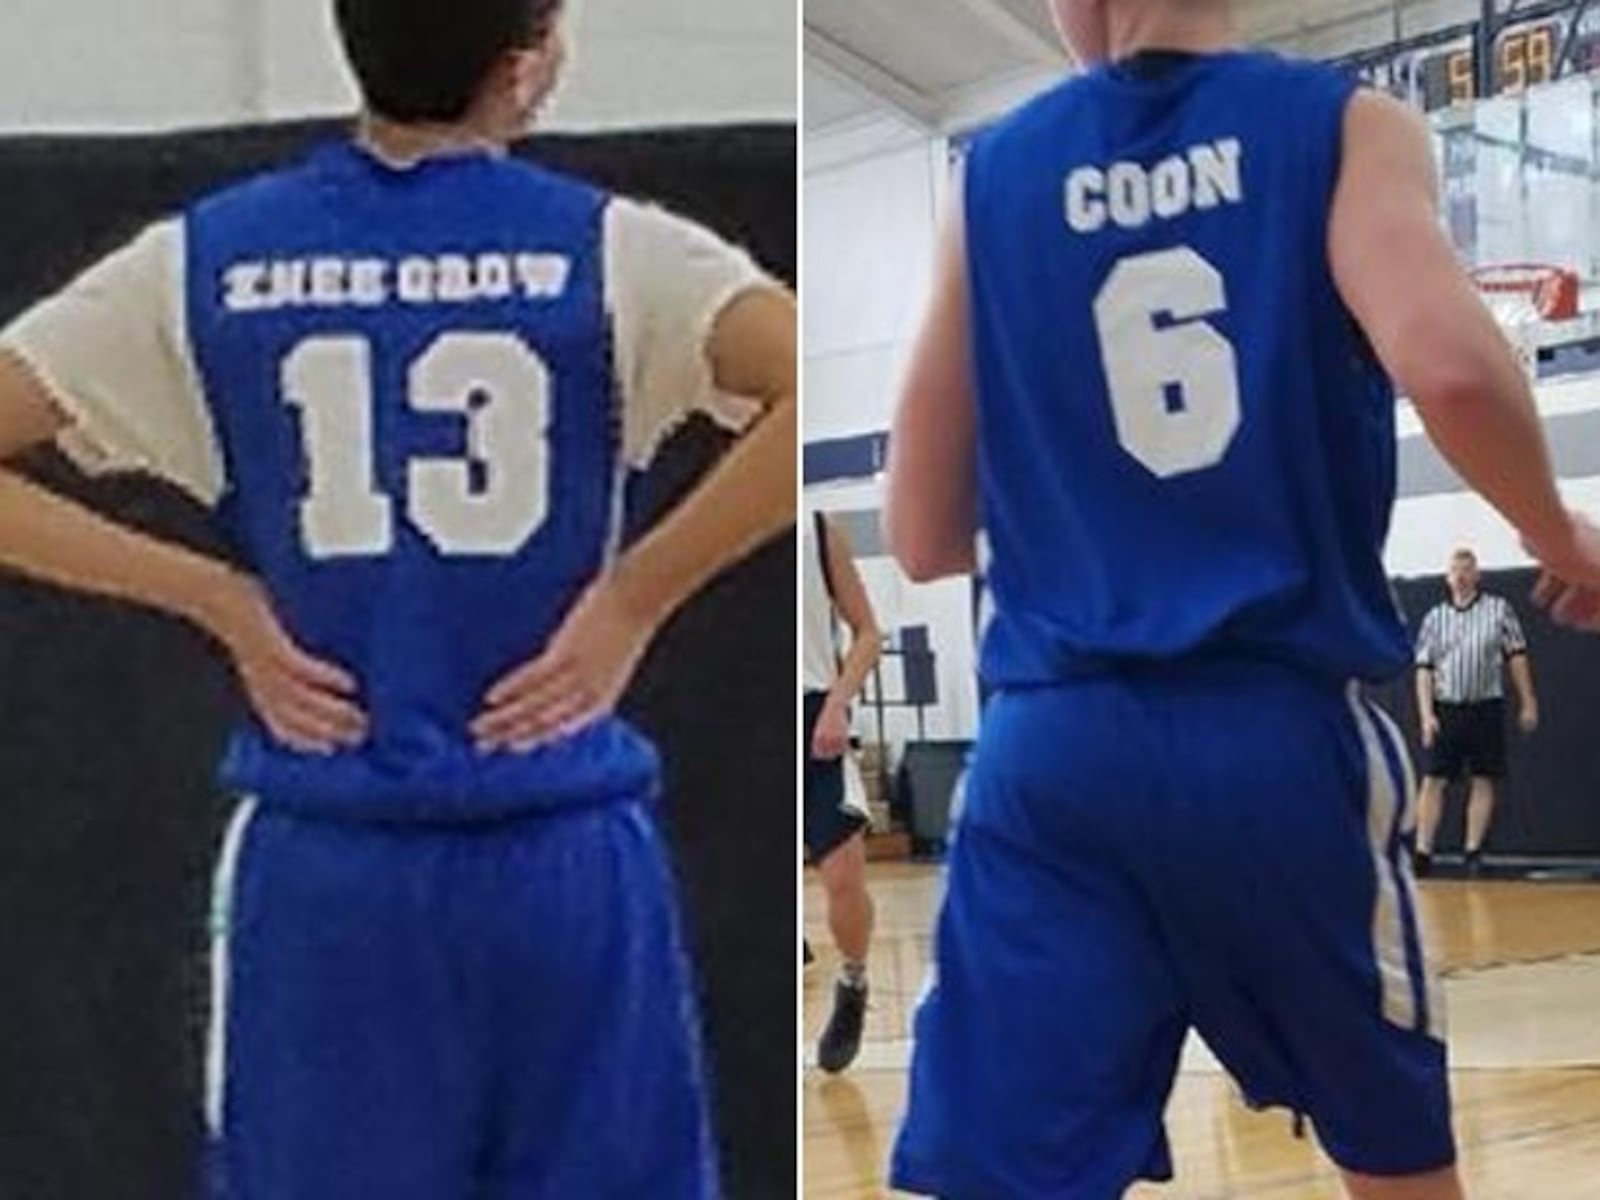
[804,511,882,1073]
[0,1,794,1196]
[883,0,1600,1197]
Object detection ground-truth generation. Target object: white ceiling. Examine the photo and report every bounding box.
[805,64,879,131]
[805,0,1480,138]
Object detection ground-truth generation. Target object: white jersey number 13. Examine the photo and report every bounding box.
[283,332,552,559]
[1093,247,1241,479]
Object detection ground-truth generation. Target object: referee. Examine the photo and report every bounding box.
[1413,547,1539,877]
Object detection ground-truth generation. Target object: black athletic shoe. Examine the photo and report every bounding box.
[817,980,867,1074]
[1411,848,1433,878]
[1464,850,1484,879]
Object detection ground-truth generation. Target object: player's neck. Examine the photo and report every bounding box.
[355,113,509,167]
[1104,0,1236,62]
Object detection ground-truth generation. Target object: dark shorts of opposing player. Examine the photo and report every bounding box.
[891,662,1454,1198]
[206,797,716,1200]
[1425,699,1507,781]
[804,690,869,864]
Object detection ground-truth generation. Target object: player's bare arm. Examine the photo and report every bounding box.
[1531,568,1600,629]
[473,284,797,752]
[884,196,978,583]
[813,517,881,761]
[0,349,365,754]
[1328,90,1600,593]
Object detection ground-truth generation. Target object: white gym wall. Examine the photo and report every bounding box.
[805,111,984,744]
[805,136,938,442]
[0,0,795,133]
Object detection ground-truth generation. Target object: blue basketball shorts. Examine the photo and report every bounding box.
[892,661,1453,1198]
[205,798,716,1199]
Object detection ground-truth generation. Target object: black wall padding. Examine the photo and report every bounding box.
[0,120,795,1200]
[1369,568,1600,857]
[0,120,795,319]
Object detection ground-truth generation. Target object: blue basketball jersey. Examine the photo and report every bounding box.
[182,143,657,820]
[965,51,1410,687]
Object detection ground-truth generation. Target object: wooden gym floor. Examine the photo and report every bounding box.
[804,863,1600,1198]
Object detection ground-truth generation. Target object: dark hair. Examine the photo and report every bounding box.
[334,0,561,124]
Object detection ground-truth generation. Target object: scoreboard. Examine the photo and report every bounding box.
[1348,9,1600,111]
[1418,21,1553,109]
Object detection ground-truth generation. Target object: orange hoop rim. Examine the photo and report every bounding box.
[1470,262,1570,289]
[1469,262,1580,320]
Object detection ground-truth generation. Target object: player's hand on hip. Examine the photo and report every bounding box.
[200,572,367,754]
[1421,713,1441,749]
[473,577,656,753]
[811,699,850,760]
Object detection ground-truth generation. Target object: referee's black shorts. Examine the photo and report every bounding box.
[1426,699,1507,780]
[804,691,868,863]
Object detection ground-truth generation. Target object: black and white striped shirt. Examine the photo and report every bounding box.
[1415,593,1527,703]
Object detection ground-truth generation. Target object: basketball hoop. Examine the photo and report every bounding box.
[1470,263,1580,383]
[1470,263,1580,324]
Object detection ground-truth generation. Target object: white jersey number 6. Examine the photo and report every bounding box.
[1094,247,1240,479]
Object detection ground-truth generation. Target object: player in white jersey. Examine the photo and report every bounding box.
[803,511,882,1072]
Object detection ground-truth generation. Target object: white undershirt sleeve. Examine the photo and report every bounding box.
[603,198,775,469]
[0,219,224,505]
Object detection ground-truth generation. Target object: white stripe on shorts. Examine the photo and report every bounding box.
[206,797,259,1138]
[1368,702,1447,1040]
[1347,688,1419,1033]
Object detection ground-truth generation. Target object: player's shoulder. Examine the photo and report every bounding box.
[1340,80,1431,153]
[979,50,1350,149]
[973,71,1089,155]
[488,151,609,208]
[182,144,334,221]
[1223,48,1348,87]
[185,141,610,224]
[1193,49,1360,119]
